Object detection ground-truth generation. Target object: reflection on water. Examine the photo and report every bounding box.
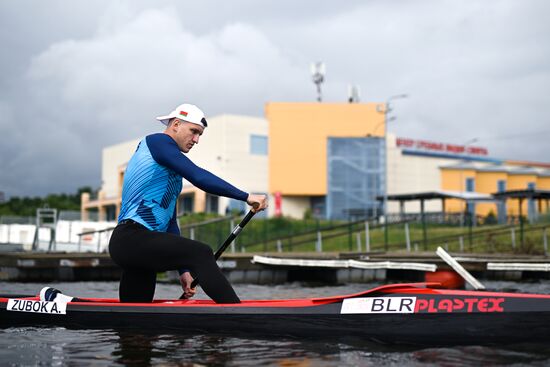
[4,327,549,366]
[2,280,550,366]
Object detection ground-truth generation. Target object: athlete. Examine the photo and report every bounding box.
[107,103,267,304]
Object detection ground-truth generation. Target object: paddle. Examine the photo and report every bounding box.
[179,209,257,299]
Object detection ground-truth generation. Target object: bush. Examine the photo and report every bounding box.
[484,210,497,225]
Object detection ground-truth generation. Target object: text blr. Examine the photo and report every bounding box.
[415,297,504,313]
[340,296,506,314]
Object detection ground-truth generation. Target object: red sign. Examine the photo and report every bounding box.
[415,297,504,313]
[274,191,282,217]
[396,138,488,156]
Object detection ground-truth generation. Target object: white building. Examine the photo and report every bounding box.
[82,114,268,220]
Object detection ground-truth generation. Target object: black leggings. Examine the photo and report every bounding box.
[108,221,240,304]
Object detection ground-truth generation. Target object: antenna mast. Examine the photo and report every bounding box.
[310,62,325,102]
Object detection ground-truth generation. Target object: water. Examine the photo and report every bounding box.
[2,280,550,366]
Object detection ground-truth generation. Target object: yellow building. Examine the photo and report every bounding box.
[266,102,385,218]
[440,161,550,219]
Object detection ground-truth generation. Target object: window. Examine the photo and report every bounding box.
[497,180,506,192]
[205,194,219,214]
[177,195,194,215]
[250,135,268,155]
[465,178,475,192]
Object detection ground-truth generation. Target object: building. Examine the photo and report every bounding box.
[83,102,550,222]
[266,102,386,219]
[82,114,268,221]
[441,161,550,220]
[386,135,498,215]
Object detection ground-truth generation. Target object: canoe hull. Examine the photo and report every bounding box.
[2,284,550,345]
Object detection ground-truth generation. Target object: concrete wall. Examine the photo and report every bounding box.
[185,114,268,215]
[387,134,461,213]
[273,196,311,219]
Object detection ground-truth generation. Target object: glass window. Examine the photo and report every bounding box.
[497,180,506,192]
[250,135,268,155]
[205,194,219,214]
[465,178,475,192]
[178,195,194,215]
[327,137,384,219]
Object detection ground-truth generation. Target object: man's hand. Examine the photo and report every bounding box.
[247,194,268,212]
[179,272,196,299]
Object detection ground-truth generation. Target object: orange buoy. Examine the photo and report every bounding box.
[425,269,465,289]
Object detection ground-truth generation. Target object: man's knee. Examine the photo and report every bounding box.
[194,242,215,258]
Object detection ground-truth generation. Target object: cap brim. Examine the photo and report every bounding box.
[156,115,171,126]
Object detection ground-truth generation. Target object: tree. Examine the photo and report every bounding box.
[0,187,93,216]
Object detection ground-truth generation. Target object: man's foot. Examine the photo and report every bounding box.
[39,287,74,302]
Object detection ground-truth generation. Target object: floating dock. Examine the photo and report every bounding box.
[1,251,550,283]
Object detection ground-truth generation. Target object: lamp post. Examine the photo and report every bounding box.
[382,94,408,250]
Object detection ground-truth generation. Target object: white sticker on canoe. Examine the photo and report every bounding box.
[7,299,67,315]
[341,297,416,314]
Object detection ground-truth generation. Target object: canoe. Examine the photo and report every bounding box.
[2,282,550,345]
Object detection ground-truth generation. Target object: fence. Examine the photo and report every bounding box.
[4,210,548,255]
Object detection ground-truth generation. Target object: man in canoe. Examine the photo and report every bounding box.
[106,103,267,303]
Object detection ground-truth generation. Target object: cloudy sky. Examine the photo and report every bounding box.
[1,0,549,198]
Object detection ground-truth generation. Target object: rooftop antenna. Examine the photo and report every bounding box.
[348,85,360,103]
[310,61,325,102]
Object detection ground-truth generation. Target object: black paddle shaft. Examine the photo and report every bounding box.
[180,210,256,297]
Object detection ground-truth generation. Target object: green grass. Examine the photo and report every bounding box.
[178,213,550,255]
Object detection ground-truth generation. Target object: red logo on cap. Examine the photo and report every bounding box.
[179,111,188,117]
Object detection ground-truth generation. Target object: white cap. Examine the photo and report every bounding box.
[156,103,208,128]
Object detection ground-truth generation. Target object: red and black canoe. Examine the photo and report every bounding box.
[2,282,550,345]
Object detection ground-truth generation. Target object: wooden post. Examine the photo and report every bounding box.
[421,199,427,250]
[519,198,525,248]
[405,222,411,252]
[316,231,322,252]
[348,220,353,251]
[543,227,548,255]
[468,209,473,251]
[96,230,101,253]
[365,221,370,252]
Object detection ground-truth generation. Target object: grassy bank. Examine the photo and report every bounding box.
[179,213,550,255]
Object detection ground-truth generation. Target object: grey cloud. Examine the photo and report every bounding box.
[0,0,549,198]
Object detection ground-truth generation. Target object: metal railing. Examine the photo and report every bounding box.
[17,211,550,256]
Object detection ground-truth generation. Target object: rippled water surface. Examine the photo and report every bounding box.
[2,280,550,366]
